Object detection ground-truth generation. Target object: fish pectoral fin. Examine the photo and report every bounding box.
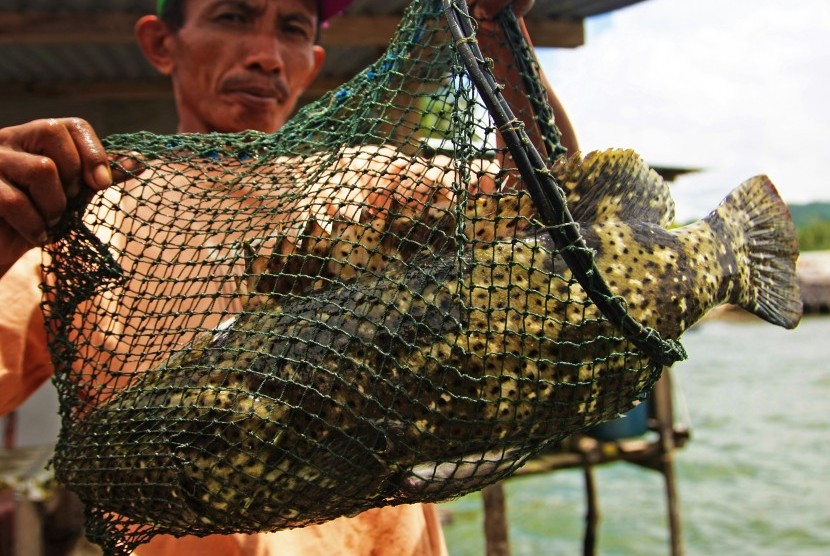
[553,149,676,227]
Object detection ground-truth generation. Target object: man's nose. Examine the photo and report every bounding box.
[243,33,284,73]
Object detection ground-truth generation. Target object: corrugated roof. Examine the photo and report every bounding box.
[0,0,645,17]
[0,0,647,131]
[0,0,646,82]
[530,0,645,18]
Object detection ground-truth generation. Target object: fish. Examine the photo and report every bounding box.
[56,149,801,537]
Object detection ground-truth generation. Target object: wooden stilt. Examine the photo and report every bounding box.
[652,370,686,556]
[482,482,510,556]
[661,452,684,556]
[581,463,599,556]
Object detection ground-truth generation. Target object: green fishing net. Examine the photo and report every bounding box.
[41,1,684,554]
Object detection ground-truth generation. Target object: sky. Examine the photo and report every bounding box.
[536,0,830,222]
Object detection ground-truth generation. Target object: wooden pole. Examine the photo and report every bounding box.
[653,369,685,556]
[482,482,511,556]
[581,462,599,556]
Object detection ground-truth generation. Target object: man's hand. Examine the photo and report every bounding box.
[468,0,534,22]
[0,118,118,275]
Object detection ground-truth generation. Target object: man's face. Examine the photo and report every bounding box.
[168,0,325,133]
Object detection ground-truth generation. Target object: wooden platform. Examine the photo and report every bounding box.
[798,250,830,314]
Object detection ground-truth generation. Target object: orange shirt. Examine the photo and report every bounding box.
[0,249,53,416]
[136,504,446,556]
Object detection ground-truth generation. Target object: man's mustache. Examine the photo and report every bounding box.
[221,74,289,102]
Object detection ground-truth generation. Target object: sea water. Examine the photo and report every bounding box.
[441,316,830,555]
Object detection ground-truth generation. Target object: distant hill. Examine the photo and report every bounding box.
[789,202,830,228]
[788,202,830,251]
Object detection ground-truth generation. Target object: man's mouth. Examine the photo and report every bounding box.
[230,88,279,104]
[223,80,288,106]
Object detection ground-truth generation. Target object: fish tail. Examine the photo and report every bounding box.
[706,175,802,329]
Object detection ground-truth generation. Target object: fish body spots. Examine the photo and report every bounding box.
[580,218,737,338]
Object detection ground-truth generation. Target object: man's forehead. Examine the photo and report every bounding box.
[180,0,320,11]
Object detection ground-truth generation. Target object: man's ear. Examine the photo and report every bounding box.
[135,15,176,76]
[300,46,327,92]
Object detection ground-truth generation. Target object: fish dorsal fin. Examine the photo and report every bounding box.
[551,149,675,227]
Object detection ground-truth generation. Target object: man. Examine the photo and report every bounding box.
[0,0,576,554]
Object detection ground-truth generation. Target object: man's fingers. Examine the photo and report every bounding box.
[14,119,84,199]
[0,177,49,246]
[62,118,113,192]
[0,149,66,230]
[15,118,112,197]
[0,117,117,272]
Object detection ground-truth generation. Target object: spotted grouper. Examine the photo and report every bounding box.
[57,149,801,537]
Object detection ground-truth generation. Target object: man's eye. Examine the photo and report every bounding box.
[216,12,247,24]
[285,24,311,39]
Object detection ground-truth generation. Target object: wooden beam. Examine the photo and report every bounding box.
[0,12,403,47]
[0,11,584,49]
[0,11,138,45]
[0,80,173,101]
[524,18,584,48]
[0,77,354,104]
[323,15,584,49]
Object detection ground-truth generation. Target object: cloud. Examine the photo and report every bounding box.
[537,0,830,221]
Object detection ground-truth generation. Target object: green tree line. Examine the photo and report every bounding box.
[798,220,830,251]
[789,203,830,251]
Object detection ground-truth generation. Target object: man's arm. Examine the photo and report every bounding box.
[467,0,579,157]
[0,118,115,278]
[468,0,534,25]
[0,117,138,414]
[0,249,53,416]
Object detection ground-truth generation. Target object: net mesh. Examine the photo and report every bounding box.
[40,1,683,553]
